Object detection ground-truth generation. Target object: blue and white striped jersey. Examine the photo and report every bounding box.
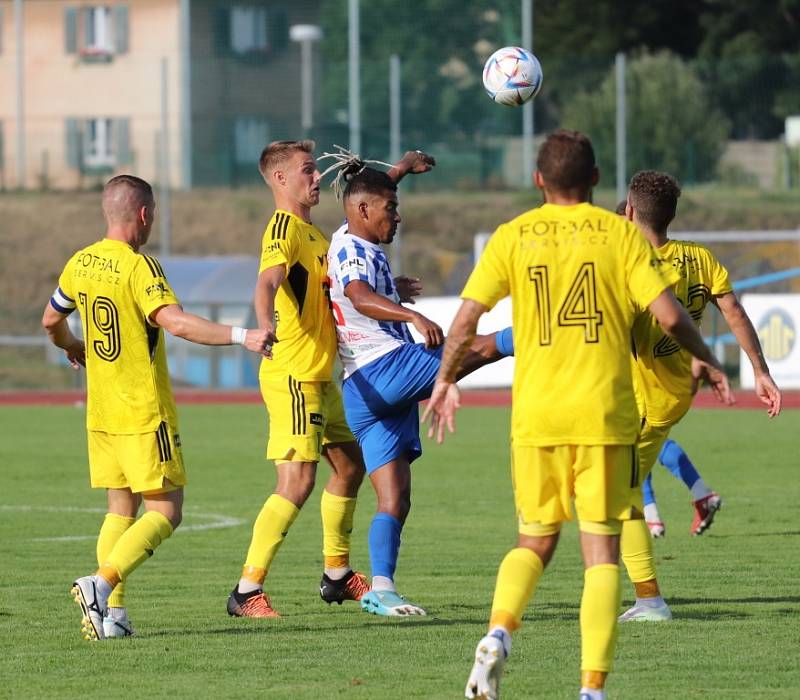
[327,223,414,378]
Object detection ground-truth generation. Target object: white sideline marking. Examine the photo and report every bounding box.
[0,505,245,542]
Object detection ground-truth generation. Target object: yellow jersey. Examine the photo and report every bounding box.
[462,202,679,446]
[632,238,732,426]
[54,239,180,434]
[258,209,337,381]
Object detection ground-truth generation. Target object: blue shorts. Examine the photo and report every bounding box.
[342,343,443,473]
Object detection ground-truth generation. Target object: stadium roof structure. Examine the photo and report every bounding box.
[160,256,259,304]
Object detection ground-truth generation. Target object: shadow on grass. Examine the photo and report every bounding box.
[708,530,800,538]
[668,595,800,605]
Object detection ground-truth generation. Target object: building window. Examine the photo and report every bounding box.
[84,118,115,168]
[84,6,113,54]
[230,6,269,54]
[65,5,129,60]
[234,118,269,165]
[215,5,288,58]
[66,117,131,173]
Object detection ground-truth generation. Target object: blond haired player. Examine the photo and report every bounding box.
[422,131,732,700]
[618,170,781,622]
[42,175,270,640]
[227,141,434,617]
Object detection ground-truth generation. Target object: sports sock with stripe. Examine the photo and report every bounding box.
[580,563,620,675]
[320,490,357,579]
[97,510,174,587]
[620,517,658,586]
[239,494,300,593]
[96,513,135,608]
[489,547,543,632]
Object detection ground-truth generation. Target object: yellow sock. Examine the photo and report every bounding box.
[488,548,544,632]
[621,518,658,585]
[99,511,173,585]
[580,564,621,673]
[243,494,300,573]
[320,490,357,569]
[97,513,135,608]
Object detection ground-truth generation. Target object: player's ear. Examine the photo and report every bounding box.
[272,169,286,186]
[533,171,545,189]
[358,200,369,220]
[624,199,634,221]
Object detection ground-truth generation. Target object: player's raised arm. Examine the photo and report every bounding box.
[387,150,436,183]
[422,299,488,443]
[714,291,781,417]
[647,290,733,405]
[151,304,271,355]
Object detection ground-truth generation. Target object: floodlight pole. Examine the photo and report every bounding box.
[521,0,534,187]
[348,0,361,154]
[389,54,402,274]
[615,52,627,205]
[290,25,323,136]
[14,0,26,188]
[160,57,172,257]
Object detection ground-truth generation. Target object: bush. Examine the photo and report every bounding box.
[562,51,730,184]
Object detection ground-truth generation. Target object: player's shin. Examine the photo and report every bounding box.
[98,510,174,587]
[320,490,357,578]
[368,512,402,591]
[97,513,135,608]
[580,564,621,690]
[489,547,544,633]
[239,494,300,592]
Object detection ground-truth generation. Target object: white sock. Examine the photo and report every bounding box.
[371,575,396,592]
[690,478,712,502]
[325,567,351,580]
[636,595,666,608]
[108,606,128,621]
[488,625,512,657]
[643,502,662,522]
[579,688,605,700]
[237,578,262,594]
[94,574,113,607]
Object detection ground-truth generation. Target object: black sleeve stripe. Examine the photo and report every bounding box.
[142,255,159,278]
[151,256,166,277]
[271,212,284,241]
[279,213,290,240]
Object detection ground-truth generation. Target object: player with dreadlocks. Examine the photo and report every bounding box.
[324,151,515,616]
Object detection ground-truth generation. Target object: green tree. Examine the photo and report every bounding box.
[562,51,730,184]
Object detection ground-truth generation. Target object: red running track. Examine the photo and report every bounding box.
[1,389,798,409]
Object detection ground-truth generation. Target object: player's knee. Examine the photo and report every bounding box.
[377,492,410,522]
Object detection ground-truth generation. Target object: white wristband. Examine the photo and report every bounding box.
[231,326,247,345]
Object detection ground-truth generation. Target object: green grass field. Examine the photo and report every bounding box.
[1,404,798,699]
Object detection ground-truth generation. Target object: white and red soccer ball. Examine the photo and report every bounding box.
[482,46,543,106]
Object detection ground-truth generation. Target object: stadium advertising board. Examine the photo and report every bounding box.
[740,294,800,389]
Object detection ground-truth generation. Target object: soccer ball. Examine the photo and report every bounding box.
[482,46,543,106]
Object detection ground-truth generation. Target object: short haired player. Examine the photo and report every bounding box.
[43,175,270,640]
[616,171,781,622]
[422,130,732,700]
[227,141,436,617]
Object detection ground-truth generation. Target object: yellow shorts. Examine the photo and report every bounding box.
[512,444,640,528]
[260,374,355,463]
[88,422,186,494]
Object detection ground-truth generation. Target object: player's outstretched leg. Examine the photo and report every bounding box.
[641,473,665,538]
[657,439,722,535]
